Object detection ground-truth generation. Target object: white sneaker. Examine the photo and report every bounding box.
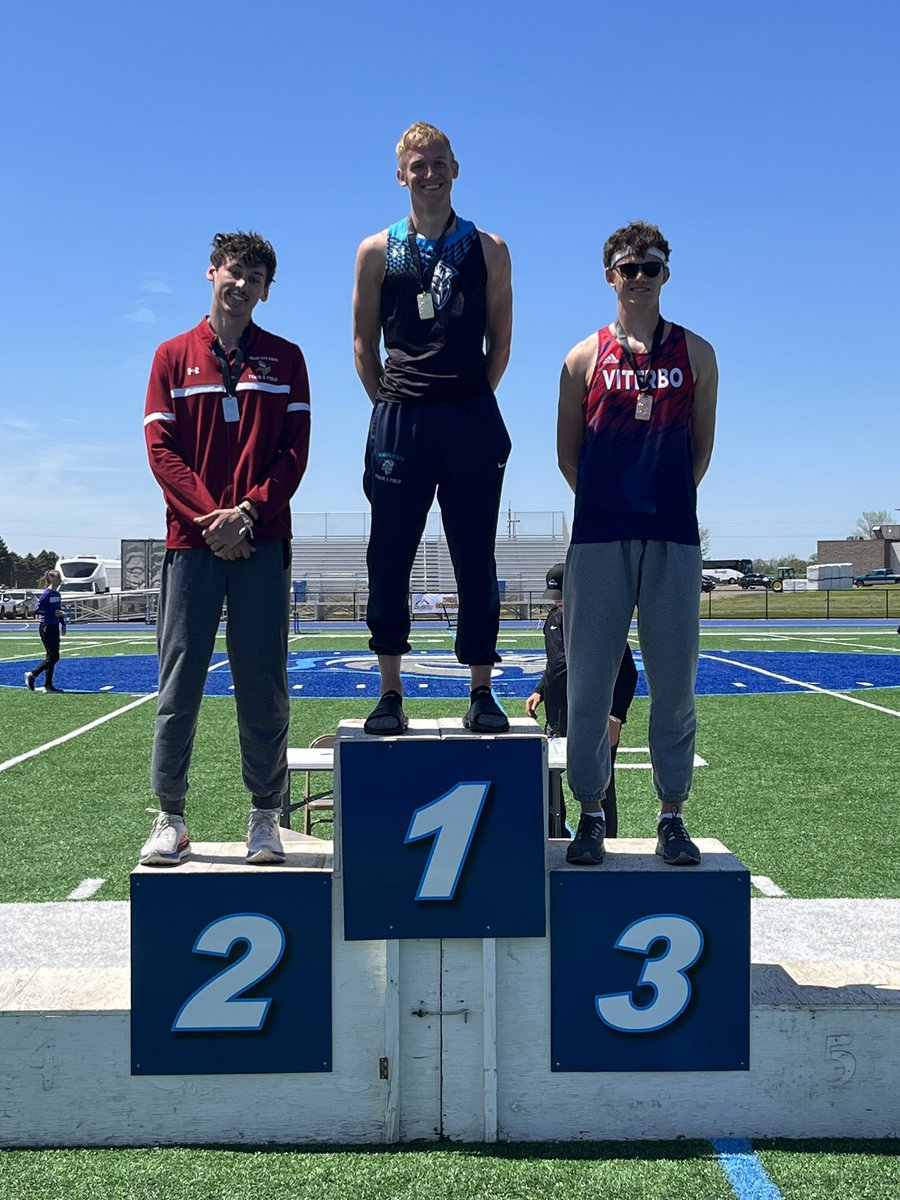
[140,812,190,866]
[247,807,286,864]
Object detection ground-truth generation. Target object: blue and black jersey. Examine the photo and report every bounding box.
[378,217,490,403]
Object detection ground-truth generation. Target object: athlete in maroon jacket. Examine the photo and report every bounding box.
[141,231,311,868]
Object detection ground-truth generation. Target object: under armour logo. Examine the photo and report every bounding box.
[186,367,200,376]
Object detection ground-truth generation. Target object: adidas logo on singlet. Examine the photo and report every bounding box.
[601,353,618,365]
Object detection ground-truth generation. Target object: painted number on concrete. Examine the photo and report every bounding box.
[405,781,490,901]
[595,914,704,1033]
[826,1034,856,1084]
[172,913,286,1032]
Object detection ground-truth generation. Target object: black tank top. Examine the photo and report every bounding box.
[378,216,491,403]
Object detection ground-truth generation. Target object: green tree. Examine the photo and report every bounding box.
[698,524,711,558]
[753,553,813,578]
[36,549,58,577]
[850,510,896,538]
[0,536,12,588]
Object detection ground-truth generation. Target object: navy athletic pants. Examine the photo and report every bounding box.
[364,393,511,664]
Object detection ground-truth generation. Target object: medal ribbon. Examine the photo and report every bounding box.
[613,316,665,395]
[406,209,456,295]
[212,325,252,396]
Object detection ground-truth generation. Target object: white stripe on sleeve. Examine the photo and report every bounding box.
[170,384,227,398]
[235,381,292,394]
[286,402,311,413]
[144,412,176,426]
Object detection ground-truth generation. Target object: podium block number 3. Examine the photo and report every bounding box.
[405,781,490,901]
[595,914,704,1033]
[172,913,286,1032]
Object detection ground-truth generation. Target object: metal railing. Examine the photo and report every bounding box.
[59,586,898,626]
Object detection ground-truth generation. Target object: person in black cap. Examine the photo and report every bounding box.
[526,562,637,837]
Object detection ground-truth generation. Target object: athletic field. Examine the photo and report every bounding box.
[1,621,898,1198]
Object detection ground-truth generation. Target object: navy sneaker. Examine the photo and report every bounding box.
[656,814,701,866]
[566,812,606,865]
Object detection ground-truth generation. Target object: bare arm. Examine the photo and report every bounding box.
[556,336,596,493]
[686,330,718,485]
[480,231,512,392]
[352,233,386,403]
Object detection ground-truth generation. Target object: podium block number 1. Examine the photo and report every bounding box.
[340,739,546,940]
[405,782,490,901]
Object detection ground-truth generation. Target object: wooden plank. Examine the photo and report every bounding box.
[482,938,498,1143]
[384,940,400,1143]
[440,939,485,1141]
[397,939,441,1141]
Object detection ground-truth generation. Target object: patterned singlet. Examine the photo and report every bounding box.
[378,217,490,403]
[572,322,699,545]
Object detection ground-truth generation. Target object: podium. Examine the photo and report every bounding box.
[130,719,750,1113]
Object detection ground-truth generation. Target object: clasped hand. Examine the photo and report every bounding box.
[194,508,255,560]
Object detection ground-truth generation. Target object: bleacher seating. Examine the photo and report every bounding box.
[289,510,569,616]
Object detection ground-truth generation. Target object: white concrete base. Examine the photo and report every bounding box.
[1,838,898,1147]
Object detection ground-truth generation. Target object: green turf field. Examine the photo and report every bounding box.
[1,625,898,903]
[1,1139,898,1199]
[1,624,898,1193]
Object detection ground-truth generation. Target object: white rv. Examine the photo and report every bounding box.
[55,555,121,595]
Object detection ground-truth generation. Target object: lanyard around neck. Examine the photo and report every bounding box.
[614,316,665,394]
[212,326,251,396]
[406,209,456,292]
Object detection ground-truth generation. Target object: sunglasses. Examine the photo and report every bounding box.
[614,260,665,279]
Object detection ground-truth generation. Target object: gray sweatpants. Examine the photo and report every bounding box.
[565,540,701,808]
[151,540,290,813]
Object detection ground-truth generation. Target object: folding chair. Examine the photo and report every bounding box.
[302,733,335,835]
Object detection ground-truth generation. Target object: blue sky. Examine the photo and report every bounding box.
[2,0,897,563]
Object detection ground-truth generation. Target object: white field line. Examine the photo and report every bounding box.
[751,875,788,898]
[0,636,142,664]
[614,748,707,770]
[0,692,158,774]
[777,635,900,654]
[67,878,105,900]
[0,658,233,775]
[700,653,900,717]
[697,628,896,635]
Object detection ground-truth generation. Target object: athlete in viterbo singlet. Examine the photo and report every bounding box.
[353,122,513,737]
[575,321,698,545]
[556,220,718,869]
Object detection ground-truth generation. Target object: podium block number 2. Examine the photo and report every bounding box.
[172,913,285,1032]
[595,914,704,1033]
[405,781,490,901]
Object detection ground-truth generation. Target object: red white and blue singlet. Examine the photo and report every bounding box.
[572,323,699,546]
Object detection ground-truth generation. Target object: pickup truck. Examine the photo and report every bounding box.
[853,568,900,587]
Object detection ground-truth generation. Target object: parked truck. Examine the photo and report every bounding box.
[853,568,900,587]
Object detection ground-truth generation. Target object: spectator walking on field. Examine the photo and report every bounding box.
[24,569,67,694]
[140,231,311,867]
